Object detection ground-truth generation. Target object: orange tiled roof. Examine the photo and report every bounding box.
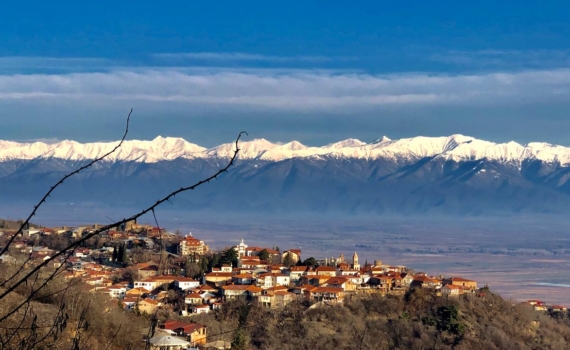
[325,277,349,285]
[222,285,250,291]
[315,266,336,272]
[245,285,263,293]
[313,287,344,293]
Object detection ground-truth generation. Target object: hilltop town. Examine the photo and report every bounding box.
[0,221,568,349]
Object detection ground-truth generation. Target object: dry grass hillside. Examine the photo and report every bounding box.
[190,288,570,350]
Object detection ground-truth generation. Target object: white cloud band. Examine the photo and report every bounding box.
[0,68,570,111]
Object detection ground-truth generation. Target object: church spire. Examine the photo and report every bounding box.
[352,251,360,270]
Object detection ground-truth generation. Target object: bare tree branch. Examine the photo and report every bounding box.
[0,109,133,278]
[103,322,122,350]
[0,131,247,324]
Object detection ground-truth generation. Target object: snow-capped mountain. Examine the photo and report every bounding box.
[0,136,207,163]
[1,134,570,216]
[2,134,570,166]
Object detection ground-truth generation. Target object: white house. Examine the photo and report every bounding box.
[107,285,127,298]
[134,278,159,292]
[288,266,307,283]
[338,270,360,276]
[192,304,210,314]
[441,285,462,297]
[174,277,200,291]
[258,273,290,289]
[274,274,290,287]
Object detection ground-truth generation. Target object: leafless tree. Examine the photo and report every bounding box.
[0,109,246,349]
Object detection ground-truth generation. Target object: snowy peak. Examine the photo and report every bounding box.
[370,136,392,144]
[0,137,207,163]
[205,138,278,159]
[328,139,366,148]
[1,135,570,166]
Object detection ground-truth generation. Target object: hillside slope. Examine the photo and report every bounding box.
[194,288,570,350]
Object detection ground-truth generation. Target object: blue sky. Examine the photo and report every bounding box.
[1,1,570,146]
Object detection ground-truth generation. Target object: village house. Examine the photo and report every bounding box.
[441,284,464,297]
[195,284,218,294]
[74,247,91,258]
[245,247,282,264]
[222,285,250,300]
[304,287,345,304]
[257,273,290,289]
[288,266,308,283]
[238,259,267,270]
[134,261,159,279]
[105,284,127,298]
[302,274,331,286]
[400,273,414,286]
[337,269,360,276]
[549,305,568,313]
[345,274,366,285]
[325,276,357,291]
[205,272,233,286]
[368,275,394,291]
[126,287,147,297]
[138,298,160,314]
[282,249,301,264]
[198,291,218,304]
[121,296,138,310]
[173,276,200,291]
[269,265,286,273]
[33,246,55,255]
[177,234,209,256]
[443,277,478,290]
[315,266,337,277]
[134,275,177,291]
[133,278,160,292]
[222,285,262,300]
[386,266,406,273]
[257,287,295,308]
[411,275,442,289]
[160,320,207,347]
[185,293,203,305]
[232,273,255,285]
[291,284,317,297]
[192,304,211,314]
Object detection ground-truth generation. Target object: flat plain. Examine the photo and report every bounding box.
[168,214,570,306]
[6,204,570,305]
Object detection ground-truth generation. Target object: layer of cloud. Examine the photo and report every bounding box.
[431,49,570,69]
[1,67,570,111]
[153,52,335,63]
[0,56,115,73]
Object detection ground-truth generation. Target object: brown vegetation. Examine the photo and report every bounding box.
[187,288,570,350]
[0,269,148,349]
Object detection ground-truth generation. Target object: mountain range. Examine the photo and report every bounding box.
[1,135,570,216]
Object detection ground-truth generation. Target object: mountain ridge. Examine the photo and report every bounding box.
[2,134,570,216]
[2,134,570,166]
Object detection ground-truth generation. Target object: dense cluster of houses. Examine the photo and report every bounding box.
[523,299,568,313]
[0,226,514,350]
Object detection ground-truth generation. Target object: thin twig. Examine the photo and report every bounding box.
[0,131,246,323]
[103,322,122,350]
[0,109,133,285]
